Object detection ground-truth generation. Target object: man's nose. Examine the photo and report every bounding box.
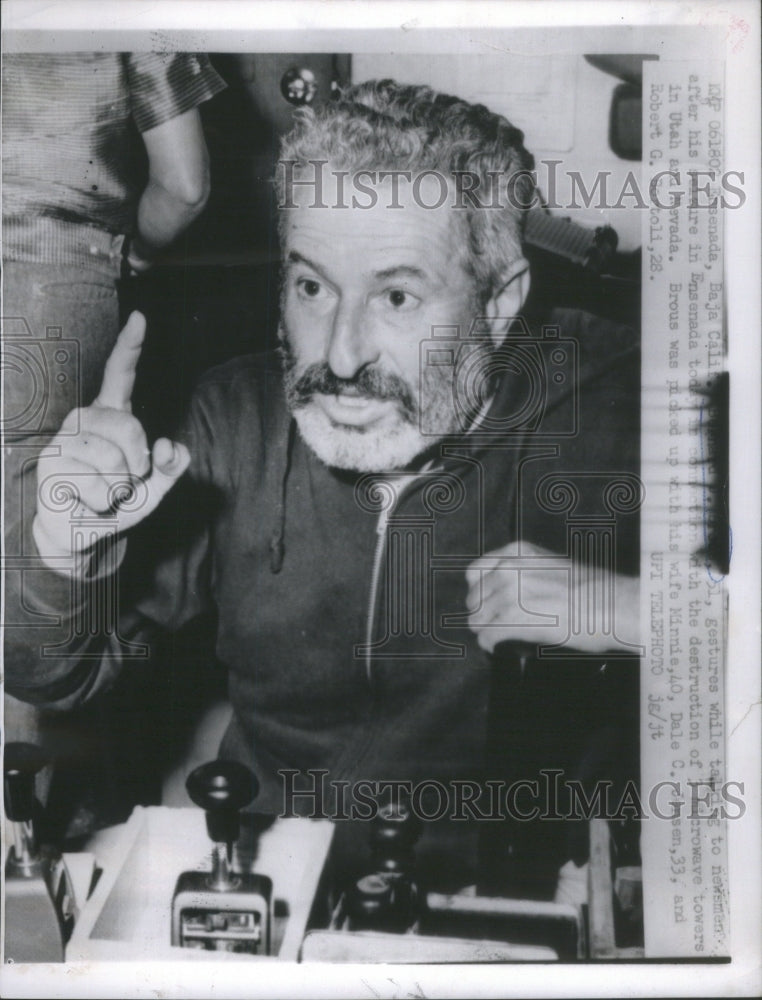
[326,299,378,380]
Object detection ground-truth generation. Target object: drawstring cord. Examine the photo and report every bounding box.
[269,417,296,573]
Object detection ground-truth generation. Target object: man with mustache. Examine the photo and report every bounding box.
[6,80,640,902]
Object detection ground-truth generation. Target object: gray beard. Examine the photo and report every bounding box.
[278,326,490,472]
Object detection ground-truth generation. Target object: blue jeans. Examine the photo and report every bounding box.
[3,260,120,434]
[3,259,121,583]
[3,260,122,795]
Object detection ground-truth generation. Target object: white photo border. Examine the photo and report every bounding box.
[1,2,759,998]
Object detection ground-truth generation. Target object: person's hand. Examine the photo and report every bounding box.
[33,312,190,569]
[465,540,640,655]
[121,234,155,278]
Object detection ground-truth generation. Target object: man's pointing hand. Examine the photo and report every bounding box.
[94,309,145,413]
[33,312,191,570]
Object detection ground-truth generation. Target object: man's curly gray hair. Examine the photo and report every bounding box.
[275,79,536,303]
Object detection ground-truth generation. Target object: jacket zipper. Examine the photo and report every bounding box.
[362,399,495,683]
[363,472,421,683]
[365,508,389,682]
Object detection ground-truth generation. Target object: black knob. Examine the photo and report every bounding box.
[372,847,417,879]
[4,741,49,822]
[370,799,422,851]
[347,872,414,934]
[346,874,395,930]
[280,66,318,106]
[185,760,259,846]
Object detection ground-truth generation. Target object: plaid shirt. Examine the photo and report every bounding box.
[2,52,226,266]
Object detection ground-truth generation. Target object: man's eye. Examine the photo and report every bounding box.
[296,277,323,298]
[384,288,418,311]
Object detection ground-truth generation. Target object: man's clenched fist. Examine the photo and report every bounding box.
[465,539,641,655]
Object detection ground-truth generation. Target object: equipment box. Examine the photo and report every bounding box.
[67,806,334,962]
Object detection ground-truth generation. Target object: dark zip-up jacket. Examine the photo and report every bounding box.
[6,308,641,896]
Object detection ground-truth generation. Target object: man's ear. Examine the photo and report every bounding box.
[483,257,531,347]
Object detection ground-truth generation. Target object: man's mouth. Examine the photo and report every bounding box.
[315,391,393,426]
[331,388,373,403]
[281,350,418,422]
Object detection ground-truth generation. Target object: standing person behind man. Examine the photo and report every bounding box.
[2,51,226,443]
[6,80,641,900]
[2,50,225,765]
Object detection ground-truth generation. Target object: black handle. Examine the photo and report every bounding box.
[370,797,423,851]
[185,760,259,846]
[4,741,49,822]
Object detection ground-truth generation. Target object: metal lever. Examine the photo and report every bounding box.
[4,741,49,874]
[185,760,259,889]
[172,760,272,954]
[4,742,71,962]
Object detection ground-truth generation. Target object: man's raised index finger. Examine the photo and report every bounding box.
[94,311,146,411]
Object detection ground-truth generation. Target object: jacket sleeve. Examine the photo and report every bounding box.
[3,382,227,711]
